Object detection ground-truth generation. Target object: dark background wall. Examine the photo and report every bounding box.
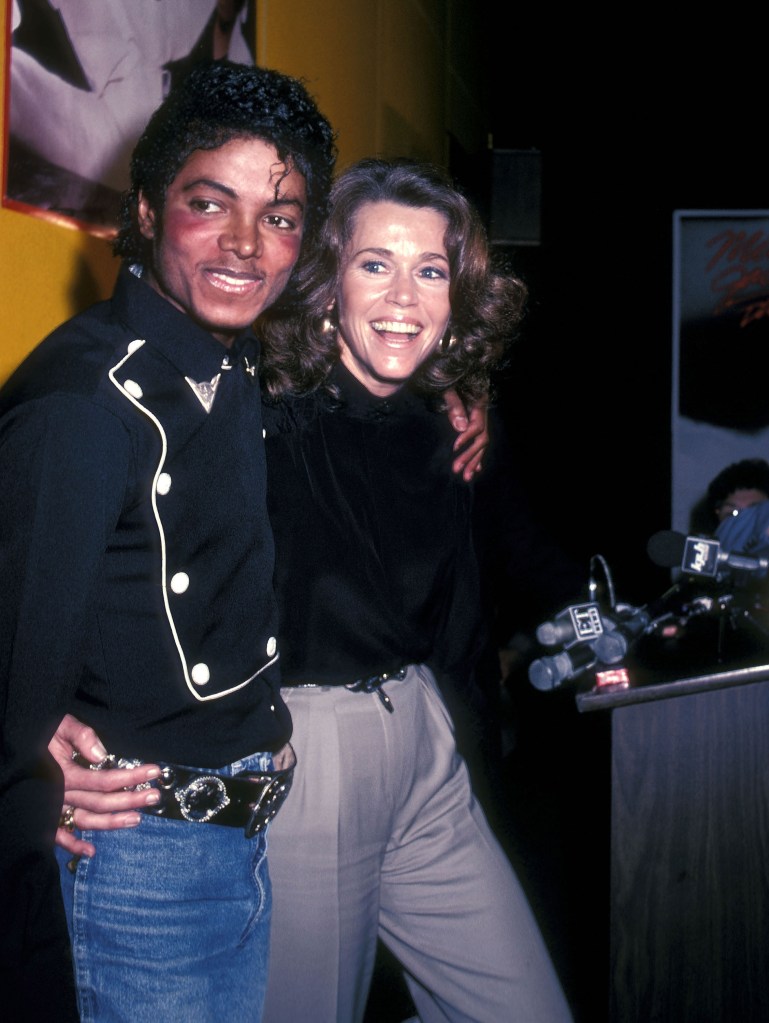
[468,34,769,612]
[439,42,769,1020]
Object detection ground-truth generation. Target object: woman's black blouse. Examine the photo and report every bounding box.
[262,366,485,697]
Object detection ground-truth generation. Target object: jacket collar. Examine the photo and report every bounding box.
[113,264,258,382]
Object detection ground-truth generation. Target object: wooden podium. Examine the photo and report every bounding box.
[577,662,769,1022]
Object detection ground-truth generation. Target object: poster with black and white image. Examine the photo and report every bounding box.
[672,210,769,534]
[3,0,256,235]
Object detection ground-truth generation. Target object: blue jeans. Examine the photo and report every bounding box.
[56,752,273,1023]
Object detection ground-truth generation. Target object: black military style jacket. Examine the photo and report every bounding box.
[0,265,290,770]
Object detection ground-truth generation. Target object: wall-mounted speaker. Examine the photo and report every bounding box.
[490,149,541,246]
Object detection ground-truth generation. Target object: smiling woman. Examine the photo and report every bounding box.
[335,201,451,395]
[250,157,574,1023]
[260,157,521,411]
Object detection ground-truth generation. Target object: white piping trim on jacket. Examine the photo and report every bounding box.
[108,340,277,701]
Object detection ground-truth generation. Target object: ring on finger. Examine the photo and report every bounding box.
[59,805,76,833]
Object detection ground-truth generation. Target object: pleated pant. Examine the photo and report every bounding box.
[261,664,572,1023]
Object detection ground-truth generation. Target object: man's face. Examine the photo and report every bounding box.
[138,137,307,347]
[715,487,769,523]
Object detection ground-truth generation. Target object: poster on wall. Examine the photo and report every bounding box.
[3,0,256,238]
[672,209,769,535]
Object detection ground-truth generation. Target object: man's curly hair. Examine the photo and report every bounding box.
[113,59,337,267]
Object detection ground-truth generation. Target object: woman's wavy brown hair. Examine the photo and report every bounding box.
[259,157,526,406]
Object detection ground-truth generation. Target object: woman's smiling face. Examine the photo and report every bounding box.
[335,200,452,396]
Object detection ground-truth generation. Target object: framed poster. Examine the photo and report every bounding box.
[3,0,255,237]
[672,210,769,534]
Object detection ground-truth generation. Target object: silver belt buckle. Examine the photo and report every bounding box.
[244,773,293,838]
[174,775,231,823]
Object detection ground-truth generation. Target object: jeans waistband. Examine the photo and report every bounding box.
[76,745,296,838]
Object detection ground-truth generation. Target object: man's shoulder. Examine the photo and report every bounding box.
[0,298,132,411]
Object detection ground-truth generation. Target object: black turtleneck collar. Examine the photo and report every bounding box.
[327,362,429,421]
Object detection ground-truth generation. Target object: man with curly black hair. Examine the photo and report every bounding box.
[0,59,336,1023]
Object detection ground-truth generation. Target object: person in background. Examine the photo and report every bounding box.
[647,456,769,675]
[689,456,769,534]
[52,158,574,1023]
[707,456,769,526]
[690,455,769,585]
[707,457,769,615]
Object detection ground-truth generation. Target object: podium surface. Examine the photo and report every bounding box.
[577,660,769,1021]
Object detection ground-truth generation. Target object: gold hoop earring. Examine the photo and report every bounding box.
[439,330,458,354]
[321,315,337,336]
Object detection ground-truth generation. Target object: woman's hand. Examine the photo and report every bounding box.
[49,714,162,857]
[444,390,489,481]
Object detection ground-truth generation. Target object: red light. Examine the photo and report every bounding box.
[594,667,630,689]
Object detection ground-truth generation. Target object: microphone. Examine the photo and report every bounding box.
[592,606,651,664]
[647,530,769,578]
[535,602,605,648]
[530,600,609,690]
[528,642,599,691]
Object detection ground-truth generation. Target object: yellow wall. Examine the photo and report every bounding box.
[259,0,482,169]
[0,6,120,383]
[0,0,486,383]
